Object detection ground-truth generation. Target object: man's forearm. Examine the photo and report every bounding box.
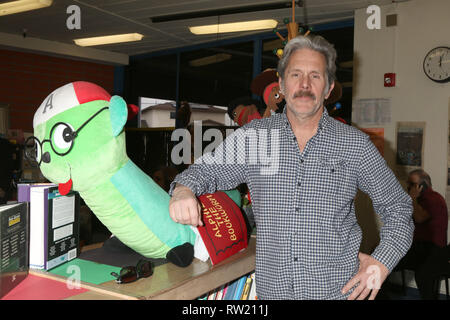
[357,137,415,272]
[169,129,249,197]
[371,201,414,272]
[169,164,222,197]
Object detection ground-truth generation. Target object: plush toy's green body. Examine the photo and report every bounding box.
[79,154,197,259]
[32,82,197,265]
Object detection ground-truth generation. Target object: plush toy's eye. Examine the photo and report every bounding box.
[51,123,74,152]
[274,93,280,99]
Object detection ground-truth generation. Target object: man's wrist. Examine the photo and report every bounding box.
[173,183,193,196]
[170,181,198,199]
[371,242,403,273]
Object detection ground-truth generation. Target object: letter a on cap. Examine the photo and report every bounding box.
[42,94,54,114]
[33,81,111,129]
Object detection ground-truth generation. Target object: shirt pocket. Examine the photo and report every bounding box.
[316,156,348,197]
[311,156,354,227]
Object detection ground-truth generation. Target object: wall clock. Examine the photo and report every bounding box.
[423,46,449,83]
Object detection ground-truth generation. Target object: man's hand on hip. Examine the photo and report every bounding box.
[169,184,203,227]
[341,252,389,300]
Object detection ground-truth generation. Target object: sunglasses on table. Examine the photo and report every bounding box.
[111,259,154,284]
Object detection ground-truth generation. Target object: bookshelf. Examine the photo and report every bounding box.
[200,271,256,300]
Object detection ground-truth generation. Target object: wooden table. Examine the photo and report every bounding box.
[32,237,256,300]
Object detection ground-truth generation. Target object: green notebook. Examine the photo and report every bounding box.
[49,258,121,285]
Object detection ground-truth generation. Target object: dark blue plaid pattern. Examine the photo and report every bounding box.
[169,108,414,300]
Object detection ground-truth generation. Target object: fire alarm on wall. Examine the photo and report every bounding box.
[384,73,396,87]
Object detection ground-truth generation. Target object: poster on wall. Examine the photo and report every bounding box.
[360,128,384,157]
[353,98,391,126]
[394,122,425,182]
[396,122,425,167]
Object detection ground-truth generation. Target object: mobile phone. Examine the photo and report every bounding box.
[419,182,428,192]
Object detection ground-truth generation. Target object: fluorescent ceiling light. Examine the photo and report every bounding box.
[0,0,52,16]
[189,53,232,67]
[189,19,278,35]
[74,33,144,47]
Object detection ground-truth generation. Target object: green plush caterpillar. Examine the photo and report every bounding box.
[29,82,203,266]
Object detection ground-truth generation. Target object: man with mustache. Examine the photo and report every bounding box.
[168,35,414,300]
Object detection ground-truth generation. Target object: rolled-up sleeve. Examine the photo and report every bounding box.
[357,137,414,272]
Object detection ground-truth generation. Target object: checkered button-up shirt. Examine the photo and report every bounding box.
[169,108,414,300]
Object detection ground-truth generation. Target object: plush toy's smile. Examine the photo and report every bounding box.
[58,163,73,196]
[58,179,73,196]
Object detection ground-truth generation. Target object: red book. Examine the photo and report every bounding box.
[197,191,248,265]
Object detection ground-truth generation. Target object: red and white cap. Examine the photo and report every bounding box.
[33,81,111,128]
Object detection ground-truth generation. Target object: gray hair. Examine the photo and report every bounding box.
[277,35,337,92]
[409,169,432,187]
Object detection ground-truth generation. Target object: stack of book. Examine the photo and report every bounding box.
[17,183,80,271]
[198,271,257,300]
[0,202,29,298]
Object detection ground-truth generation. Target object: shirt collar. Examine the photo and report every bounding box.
[282,105,331,134]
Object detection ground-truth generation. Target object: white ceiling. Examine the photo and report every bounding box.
[0,0,398,57]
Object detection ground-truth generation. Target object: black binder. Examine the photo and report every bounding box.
[0,202,29,298]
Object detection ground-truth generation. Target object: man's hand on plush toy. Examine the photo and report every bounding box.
[169,184,203,227]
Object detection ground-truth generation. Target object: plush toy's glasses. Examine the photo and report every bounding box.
[24,106,109,166]
[110,259,154,284]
